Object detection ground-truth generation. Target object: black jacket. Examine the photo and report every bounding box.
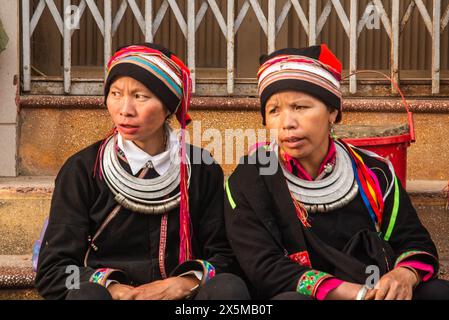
[35,140,239,299]
[224,145,439,299]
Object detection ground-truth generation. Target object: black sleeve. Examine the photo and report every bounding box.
[34,154,125,300]
[381,173,439,271]
[224,166,312,299]
[194,154,239,275]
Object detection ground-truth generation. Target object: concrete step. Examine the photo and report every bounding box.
[0,255,40,300]
[0,177,53,256]
[407,180,449,206]
[405,180,449,261]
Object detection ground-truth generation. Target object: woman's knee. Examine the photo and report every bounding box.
[413,279,449,300]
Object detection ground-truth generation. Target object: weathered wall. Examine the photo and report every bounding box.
[0,0,19,176]
[18,101,449,180]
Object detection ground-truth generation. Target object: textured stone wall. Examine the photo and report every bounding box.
[18,107,449,180]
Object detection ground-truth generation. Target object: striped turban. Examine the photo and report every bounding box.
[104,43,191,124]
[258,44,342,125]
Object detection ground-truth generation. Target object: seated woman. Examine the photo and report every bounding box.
[224,44,449,300]
[35,43,249,300]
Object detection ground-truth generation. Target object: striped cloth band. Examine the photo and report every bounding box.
[256,45,343,125]
[258,55,341,98]
[106,47,183,99]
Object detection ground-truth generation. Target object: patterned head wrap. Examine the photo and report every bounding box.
[258,44,342,125]
[104,43,191,124]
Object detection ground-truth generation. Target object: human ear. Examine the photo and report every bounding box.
[329,108,338,124]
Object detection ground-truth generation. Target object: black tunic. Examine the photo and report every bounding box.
[224,145,439,299]
[35,140,239,300]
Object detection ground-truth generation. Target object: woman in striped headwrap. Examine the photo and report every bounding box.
[34,43,249,300]
[224,44,449,300]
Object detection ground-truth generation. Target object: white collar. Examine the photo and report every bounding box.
[117,127,179,176]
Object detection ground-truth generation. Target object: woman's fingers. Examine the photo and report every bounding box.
[374,280,413,300]
[370,269,418,300]
[384,285,399,300]
[405,289,413,300]
[397,285,413,300]
[374,280,390,300]
[364,289,377,300]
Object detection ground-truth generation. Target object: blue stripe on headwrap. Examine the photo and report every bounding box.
[120,56,182,96]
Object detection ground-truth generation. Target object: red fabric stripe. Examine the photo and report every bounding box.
[318,44,342,81]
[346,146,384,225]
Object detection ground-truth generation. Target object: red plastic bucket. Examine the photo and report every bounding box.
[340,71,415,189]
[343,132,412,188]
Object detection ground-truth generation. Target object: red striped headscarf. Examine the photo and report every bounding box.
[257,44,342,125]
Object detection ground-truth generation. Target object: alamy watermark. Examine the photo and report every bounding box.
[64,5,82,31]
[170,120,280,175]
[63,2,383,32]
[65,265,80,290]
[361,2,382,30]
[365,265,381,289]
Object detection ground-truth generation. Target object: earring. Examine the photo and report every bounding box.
[330,122,337,139]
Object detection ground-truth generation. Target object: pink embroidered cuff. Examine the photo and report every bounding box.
[396,260,435,282]
[315,277,344,301]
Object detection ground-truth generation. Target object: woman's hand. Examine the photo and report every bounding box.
[364,267,419,300]
[121,276,200,300]
[107,283,135,300]
[325,282,375,300]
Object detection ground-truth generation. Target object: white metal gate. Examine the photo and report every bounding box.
[21,0,449,95]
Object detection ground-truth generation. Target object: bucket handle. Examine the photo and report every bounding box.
[342,70,415,143]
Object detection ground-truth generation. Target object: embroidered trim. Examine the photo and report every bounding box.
[225,178,236,210]
[297,270,333,298]
[171,260,216,286]
[289,251,312,268]
[197,260,216,284]
[159,214,168,279]
[290,192,311,228]
[394,250,437,267]
[89,268,120,287]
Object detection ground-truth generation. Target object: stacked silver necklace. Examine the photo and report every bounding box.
[275,140,359,214]
[101,132,191,215]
